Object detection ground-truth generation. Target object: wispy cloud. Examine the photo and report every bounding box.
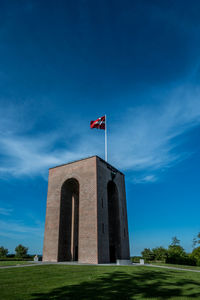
[0,84,200,183]
[110,86,200,182]
[0,202,44,244]
[0,207,13,216]
[0,133,97,179]
[132,175,158,184]
[0,219,44,240]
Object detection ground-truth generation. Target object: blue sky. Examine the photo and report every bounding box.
[0,0,200,256]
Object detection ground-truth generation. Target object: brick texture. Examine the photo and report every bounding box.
[43,156,130,264]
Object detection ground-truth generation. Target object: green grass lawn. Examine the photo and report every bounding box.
[1,265,200,299]
[150,262,200,271]
[0,261,33,266]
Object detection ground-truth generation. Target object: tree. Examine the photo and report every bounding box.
[0,246,8,257]
[167,244,188,265]
[152,247,168,262]
[141,248,155,262]
[15,244,28,258]
[171,236,180,246]
[192,233,200,249]
[192,237,197,249]
[191,247,200,266]
[197,233,200,244]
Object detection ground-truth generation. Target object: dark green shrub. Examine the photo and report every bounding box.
[141,248,155,262]
[0,257,32,261]
[0,246,8,258]
[191,247,200,266]
[131,256,142,263]
[152,247,168,262]
[15,244,28,258]
[166,245,195,265]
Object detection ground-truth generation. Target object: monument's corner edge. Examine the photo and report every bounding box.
[96,156,124,176]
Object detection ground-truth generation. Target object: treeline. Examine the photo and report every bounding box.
[141,234,200,266]
[0,244,30,260]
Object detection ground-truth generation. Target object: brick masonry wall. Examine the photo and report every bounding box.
[43,156,98,264]
[43,156,130,264]
[96,157,130,263]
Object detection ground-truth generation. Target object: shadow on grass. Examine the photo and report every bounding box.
[32,269,200,299]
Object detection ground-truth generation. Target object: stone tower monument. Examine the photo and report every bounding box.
[43,156,130,264]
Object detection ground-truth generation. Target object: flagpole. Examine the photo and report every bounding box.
[105,114,107,162]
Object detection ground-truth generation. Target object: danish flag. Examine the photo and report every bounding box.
[90,116,105,130]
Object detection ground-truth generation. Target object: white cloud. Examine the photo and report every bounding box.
[132,175,158,184]
[0,133,98,178]
[0,219,43,239]
[0,207,13,216]
[0,205,44,249]
[0,85,200,183]
[110,87,200,180]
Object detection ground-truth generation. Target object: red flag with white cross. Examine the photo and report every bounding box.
[90,116,105,130]
[90,115,107,161]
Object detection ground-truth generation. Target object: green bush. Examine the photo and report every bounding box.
[191,247,200,266]
[130,256,142,263]
[0,257,32,261]
[141,248,155,262]
[141,242,197,266]
[166,245,196,265]
[152,247,168,262]
[15,244,28,258]
[0,246,8,258]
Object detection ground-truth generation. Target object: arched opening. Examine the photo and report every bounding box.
[107,181,121,263]
[58,178,79,261]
